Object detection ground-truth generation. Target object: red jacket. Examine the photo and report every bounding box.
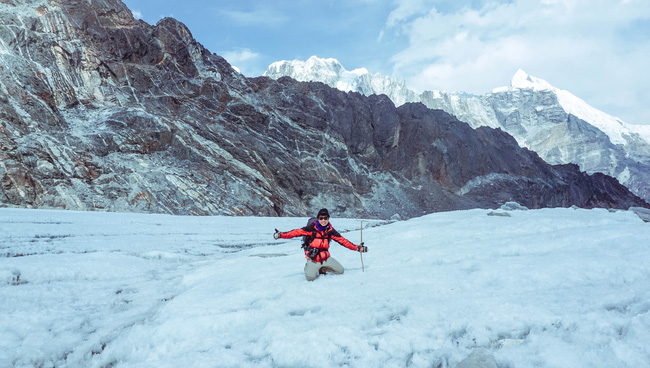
[280,222,359,263]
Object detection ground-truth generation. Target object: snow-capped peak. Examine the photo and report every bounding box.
[266,57,649,148]
[265,56,372,84]
[350,67,370,76]
[304,55,345,72]
[265,56,365,92]
[264,56,419,105]
[263,57,650,202]
[505,69,643,146]
[510,69,554,91]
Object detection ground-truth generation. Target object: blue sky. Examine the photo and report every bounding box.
[122,0,650,126]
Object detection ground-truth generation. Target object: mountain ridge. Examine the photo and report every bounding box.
[264,57,650,203]
[0,0,647,218]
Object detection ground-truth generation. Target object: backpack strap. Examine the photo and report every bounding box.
[301,218,318,249]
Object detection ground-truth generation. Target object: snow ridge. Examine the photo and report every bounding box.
[506,69,634,146]
[268,58,650,147]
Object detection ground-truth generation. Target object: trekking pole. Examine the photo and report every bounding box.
[360,220,364,272]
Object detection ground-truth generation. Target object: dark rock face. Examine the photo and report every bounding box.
[267,58,650,205]
[0,0,647,218]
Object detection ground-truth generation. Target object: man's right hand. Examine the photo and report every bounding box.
[273,229,281,240]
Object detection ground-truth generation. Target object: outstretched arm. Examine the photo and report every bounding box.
[330,230,367,252]
[330,234,357,250]
[332,230,368,253]
[273,228,311,240]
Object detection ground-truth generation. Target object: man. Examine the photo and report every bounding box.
[274,208,368,281]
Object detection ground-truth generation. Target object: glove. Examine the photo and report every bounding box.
[273,229,281,240]
[357,242,367,252]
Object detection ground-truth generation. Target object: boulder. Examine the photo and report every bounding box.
[630,207,650,222]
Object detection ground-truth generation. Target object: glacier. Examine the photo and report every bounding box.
[1,207,649,367]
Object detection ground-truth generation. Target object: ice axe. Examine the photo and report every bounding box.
[360,220,364,272]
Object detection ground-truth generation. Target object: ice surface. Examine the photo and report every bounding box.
[1,208,649,367]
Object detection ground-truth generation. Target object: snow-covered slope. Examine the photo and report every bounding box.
[2,207,650,367]
[507,69,647,146]
[264,57,650,203]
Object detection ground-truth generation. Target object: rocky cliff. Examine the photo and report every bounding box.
[0,0,647,218]
[266,58,650,204]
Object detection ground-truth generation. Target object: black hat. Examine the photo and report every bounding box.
[317,208,330,218]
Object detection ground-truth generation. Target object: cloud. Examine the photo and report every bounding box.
[221,48,260,63]
[220,48,262,76]
[219,6,288,27]
[386,0,435,28]
[131,9,143,20]
[383,0,650,124]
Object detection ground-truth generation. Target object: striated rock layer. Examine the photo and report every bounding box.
[0,0,647,218]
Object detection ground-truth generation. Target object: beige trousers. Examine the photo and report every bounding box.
[304,257,344,281]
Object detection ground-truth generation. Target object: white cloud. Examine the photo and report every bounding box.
[383,0,650,124]
[386,0,435,28]
[131,9,143,20]
[220,48,262,76]
[219,6,288,27]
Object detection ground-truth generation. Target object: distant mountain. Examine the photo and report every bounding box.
[265,57,650,203]
[0,1,646,218]
[266,56,420,106]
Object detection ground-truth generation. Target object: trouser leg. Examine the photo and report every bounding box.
[304,261,321,281]
[304,257,345,281]
[322,257,344,275]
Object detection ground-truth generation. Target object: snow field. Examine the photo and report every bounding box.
[1,207,649,367]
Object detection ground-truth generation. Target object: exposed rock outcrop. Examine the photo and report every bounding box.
[266,58,650,204]
[0,0,647,218]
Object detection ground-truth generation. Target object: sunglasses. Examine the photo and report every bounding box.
[318,216,329,220]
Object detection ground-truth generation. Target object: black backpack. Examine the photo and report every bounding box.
[301,217,318,249]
